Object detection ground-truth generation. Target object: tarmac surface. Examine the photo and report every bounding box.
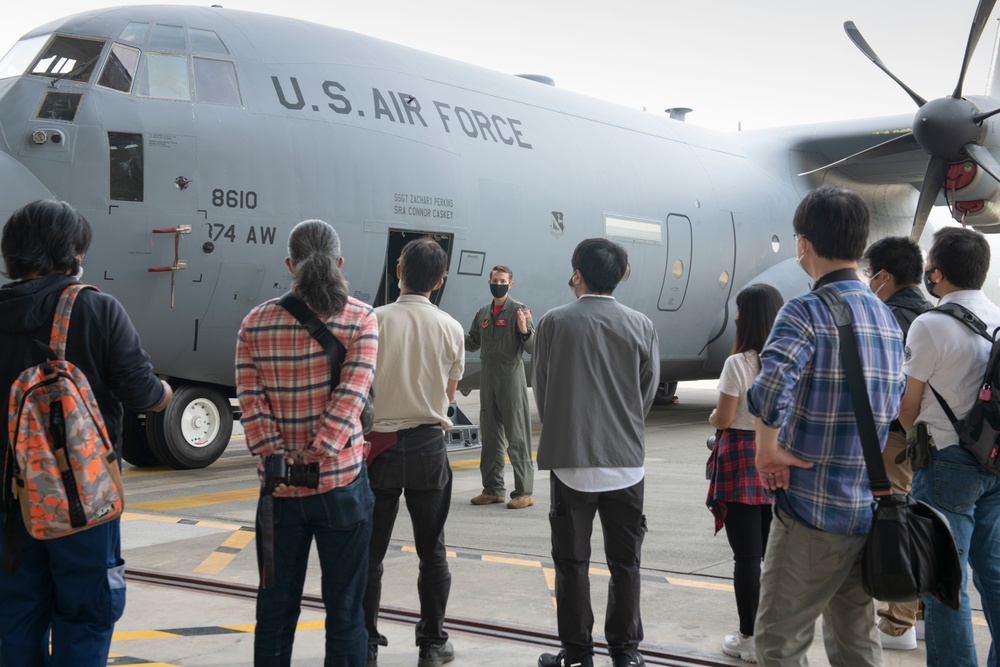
[112,381,993,666]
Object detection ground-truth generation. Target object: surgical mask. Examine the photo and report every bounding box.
[924,268,940,299]
[868,270,885,297]
[489,283,509,299]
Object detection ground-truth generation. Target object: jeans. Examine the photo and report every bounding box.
[911,444,1000,667]
[364,427,452,648]
[548,473,646,661]
[0,512,125,667]
[253,467,374,667]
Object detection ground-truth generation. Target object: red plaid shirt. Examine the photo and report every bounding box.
[705,427,770,534]
[236,295,378,497]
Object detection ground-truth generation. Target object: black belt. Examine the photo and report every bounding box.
[396,423,440,436]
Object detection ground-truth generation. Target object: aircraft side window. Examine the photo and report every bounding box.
[119,22,149,45]
[108,131,144,202]
[37,91,82,121]
[0,34,49,80]
[140,53,191,101]
[29,35,105,83]
[98,44,140,93]
[193,57,241,106]
[189,29,229,55]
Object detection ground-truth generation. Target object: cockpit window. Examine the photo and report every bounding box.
[0,34,49,79]
[30,35,105,83]
[119,22,149,45]
[149,24,185,51]
[98,44,140,93]
[140,53,190,100]
[194,57,241,105]
[189,29,229,55]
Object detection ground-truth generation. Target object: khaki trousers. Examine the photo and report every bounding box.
[755,506,882,667]
[875,430,921,636]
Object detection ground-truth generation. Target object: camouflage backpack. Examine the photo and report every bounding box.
[3,284,124,550]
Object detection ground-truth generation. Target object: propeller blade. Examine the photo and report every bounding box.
[974,106,1000,124]
[799,132,918,176]
[953,0,998,98]
[963,142,1000,183]
[844,21,927,107]
[911,156,949,242]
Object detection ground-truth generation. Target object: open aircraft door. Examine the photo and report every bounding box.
[374,229,454,307]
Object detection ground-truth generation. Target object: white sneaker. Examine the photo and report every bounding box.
[878,625,917,651]
[722,631,757,663]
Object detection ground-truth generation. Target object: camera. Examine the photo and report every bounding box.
[262,453,319,491]
[706,435,717,452]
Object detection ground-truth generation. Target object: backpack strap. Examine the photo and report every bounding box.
[49,284,98,360]
[932,303,994,343]
[927,303,997,425]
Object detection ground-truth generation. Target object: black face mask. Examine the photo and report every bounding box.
[924,268,940,299]
[489,283,509,299]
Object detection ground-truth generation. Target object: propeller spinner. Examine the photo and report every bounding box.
[810,0,1000,241]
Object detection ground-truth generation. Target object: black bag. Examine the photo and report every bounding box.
[278,292,374,434]
[815,286,961,610]
[926,303,1000,476]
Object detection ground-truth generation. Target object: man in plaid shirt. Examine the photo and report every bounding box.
[237,220,378,666]
[747,187,904,666]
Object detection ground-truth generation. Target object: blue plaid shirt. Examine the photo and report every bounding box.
[747,271,904,535]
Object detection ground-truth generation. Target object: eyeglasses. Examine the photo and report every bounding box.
[793,233,805,241]
[862,267,878,278]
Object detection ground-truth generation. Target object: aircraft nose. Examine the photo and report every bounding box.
[0,150,56,222]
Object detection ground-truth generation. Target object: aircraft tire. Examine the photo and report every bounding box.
[146,383,233,469]
[654,381,679,405]
[121,409,163,467]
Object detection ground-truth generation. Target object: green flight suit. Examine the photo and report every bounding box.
[465,297,535,498]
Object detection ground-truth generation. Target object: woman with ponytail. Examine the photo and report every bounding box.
[236,219,378,666]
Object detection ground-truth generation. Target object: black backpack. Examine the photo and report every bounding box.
[928,303,1000,476]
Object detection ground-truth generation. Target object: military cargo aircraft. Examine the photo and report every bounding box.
[1,2,999,468]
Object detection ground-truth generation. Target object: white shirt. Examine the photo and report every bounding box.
[372,294,465,432]
[902,290,1000,449]
[717,350,760,430]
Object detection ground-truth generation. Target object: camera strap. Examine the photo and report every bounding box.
[278,292,345,392]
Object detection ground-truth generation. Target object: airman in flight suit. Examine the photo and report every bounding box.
[466,264,535,509]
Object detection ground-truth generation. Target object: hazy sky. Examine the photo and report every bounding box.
[2,0,998,132]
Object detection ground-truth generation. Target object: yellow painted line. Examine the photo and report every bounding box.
[129,488,259,511]
[112,629,179,641]
[974,617,987,626]
[222,623,256,633]
[221,530,256,549]
[121,512,243,531]
[588,566,611,577]
[482,555,542,568]
[666,577,735,592]
[297,620,325,631]
[402,545,416,554]
[194,551,237,576]
[449,459,480,471]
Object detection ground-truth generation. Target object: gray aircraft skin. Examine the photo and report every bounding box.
[2,3,1000,468]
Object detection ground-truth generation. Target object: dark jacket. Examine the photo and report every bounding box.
[885,286,933,337]
[0,274,165,477]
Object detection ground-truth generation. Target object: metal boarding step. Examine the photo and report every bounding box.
[445,403,480,451]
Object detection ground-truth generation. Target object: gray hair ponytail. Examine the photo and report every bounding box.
[287,219,349,314]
